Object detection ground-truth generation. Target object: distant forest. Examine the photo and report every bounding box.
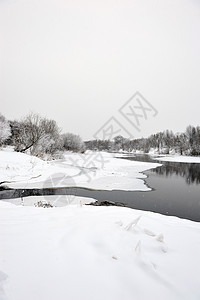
[85,126,200,156]
[0,112,199,157]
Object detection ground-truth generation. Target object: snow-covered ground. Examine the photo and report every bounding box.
[2,195,94,207]
[153,155,200,163]
[0,149,161,191]
[1,149,200,299]
[0,199,200,300]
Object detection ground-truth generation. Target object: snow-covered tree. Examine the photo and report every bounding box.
[163,130,175,153]
[175,133,186,155]
[62,133,85,152]
[113,135,126,151]
[186,125,200,155]
[0,113,11,146]
[10,113,62,157]
[85,139,112,151]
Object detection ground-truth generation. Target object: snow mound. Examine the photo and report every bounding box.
[0,150,47,183]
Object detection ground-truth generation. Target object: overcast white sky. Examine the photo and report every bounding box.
[0,0,200,140]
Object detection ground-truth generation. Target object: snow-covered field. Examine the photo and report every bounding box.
[0,199,200,300]
[0,149,161,191]
[1,149,200,300]
[153,155,200,163]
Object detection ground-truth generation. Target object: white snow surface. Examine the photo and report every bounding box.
[0,199,200,300]
[0,149,161,191]
[154,155,200,163]
[2,195,94,207]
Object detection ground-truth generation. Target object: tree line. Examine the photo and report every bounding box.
[1,112,199,157]
[85,126,200,156]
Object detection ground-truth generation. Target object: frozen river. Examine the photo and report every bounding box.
[1,154,200,222]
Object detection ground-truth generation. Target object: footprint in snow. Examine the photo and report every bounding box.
[156,234,168,252]
[124,216,141,231]
[143,228,156,237]
[134,240,157,271]
[115,220,123,227]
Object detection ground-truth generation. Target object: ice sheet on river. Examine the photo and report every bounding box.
[0,150,161,191]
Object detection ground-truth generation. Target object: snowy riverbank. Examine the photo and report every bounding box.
[1,150,200,300]
[0,199,200,300]
[153,155,200,163]
[0,149,161,191]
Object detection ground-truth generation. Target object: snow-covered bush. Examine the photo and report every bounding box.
[34,200,53,208]
[62,133,85,153]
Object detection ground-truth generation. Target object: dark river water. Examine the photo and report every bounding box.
[1,155,200,222]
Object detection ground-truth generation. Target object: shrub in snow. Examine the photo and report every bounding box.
[41,150,64,161]
[34,200,53,208]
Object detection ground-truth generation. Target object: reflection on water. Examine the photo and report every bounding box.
[125,155,200,185]
[117,154,200,222]
[152,162,200,185]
